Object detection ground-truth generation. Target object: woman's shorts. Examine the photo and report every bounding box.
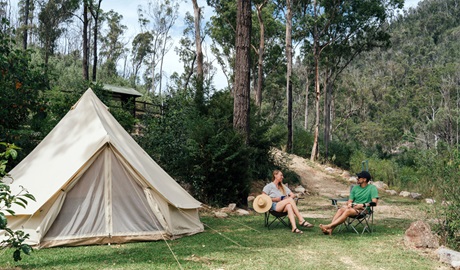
[271,202,277,211]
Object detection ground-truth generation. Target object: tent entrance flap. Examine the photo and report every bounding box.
[44,148,163,242]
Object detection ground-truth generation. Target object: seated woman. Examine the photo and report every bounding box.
[263,170,314,234]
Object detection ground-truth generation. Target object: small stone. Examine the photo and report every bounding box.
[400,191,411,197]
[214,211,228,218]
[236,209,249,216]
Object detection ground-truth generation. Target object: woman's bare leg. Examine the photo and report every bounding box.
[275,198,308,224]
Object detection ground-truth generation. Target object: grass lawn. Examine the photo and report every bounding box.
[0,195,447,270]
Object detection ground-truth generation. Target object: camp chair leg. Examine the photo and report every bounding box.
[342,207,375,235]
[264,210,289,229]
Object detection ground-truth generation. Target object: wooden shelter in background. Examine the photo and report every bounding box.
[103,84,142,117]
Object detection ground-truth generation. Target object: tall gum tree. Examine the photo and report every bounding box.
[297,0,404,161]
[233,0,252,143]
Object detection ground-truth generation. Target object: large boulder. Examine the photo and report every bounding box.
[404,220,439,249]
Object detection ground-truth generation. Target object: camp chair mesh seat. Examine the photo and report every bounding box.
[339,202,376,234]
[264,198,301,229]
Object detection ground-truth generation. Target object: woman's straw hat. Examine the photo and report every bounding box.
[253,194,272,213]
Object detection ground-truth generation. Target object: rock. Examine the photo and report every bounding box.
[410,193,422,199]
[341,170,351,178]
[227,203,237,211]
[400,191,411,197]
[452,260,460,270]
[325,167,334,172]
[348,176,358,184]
[214,211,228,218]
[425,198,436,204]
[437,247,460,269]
[385,190,398,195]
[372,181,388,190]
[404,220,439,249]
[295,185,306,194]
[247,195,255,202]
[236,209,249,216]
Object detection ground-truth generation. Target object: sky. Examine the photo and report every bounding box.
[8,0,423,91]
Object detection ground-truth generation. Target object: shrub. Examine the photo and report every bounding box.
[291,128,313,158]
[0,142,35,262]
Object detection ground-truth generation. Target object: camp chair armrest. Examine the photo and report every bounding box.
[368,202,377,207]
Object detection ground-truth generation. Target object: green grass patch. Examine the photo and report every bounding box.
[0,211,446,270]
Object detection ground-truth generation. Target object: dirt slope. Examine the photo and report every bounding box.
[271,148,350,198]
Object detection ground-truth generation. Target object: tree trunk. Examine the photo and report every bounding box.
[304,70,310,130]
[82,1,89,81]
[192,0,203,78]
[311,52,320,161]
[286,0,293,152]
[255,1,267,107]
[90,0,102,82]
[233,0,252,144]
[22,0,30,50]
[310,0,321,161]
[323,73,332,159]
[192,0,205,111]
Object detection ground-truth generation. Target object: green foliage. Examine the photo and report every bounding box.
[137,89,272,207]
[0,19,47,135]
[326,140,355,169]
[415,148,460,250]
[291,128,313,158]
[264,123,287,149]
[0,142,35,262]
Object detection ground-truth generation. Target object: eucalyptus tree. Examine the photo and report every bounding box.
[87,0,103,81]
[37,0,79,66]
[131,31,153,86]
[233,0,252,143]
[137,0,179,97]
[99,10,127,79]
[285,0,293,152]
[206,0,236,90]
[18,0,35,50]
[294,0,404,161]
[191,0,205,110]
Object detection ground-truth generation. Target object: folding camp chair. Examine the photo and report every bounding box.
[264,198,301,229]
[340,202,376,234]
[330,184,356,208]
[264,210,289,229]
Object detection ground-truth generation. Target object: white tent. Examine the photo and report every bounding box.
[4,88,203,248]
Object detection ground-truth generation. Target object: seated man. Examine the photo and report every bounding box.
[320,171,378,235]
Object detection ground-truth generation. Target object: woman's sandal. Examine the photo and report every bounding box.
[300,220,314,228]
[292,228,303,234]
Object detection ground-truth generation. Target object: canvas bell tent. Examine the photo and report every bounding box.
[3,88,203,248]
